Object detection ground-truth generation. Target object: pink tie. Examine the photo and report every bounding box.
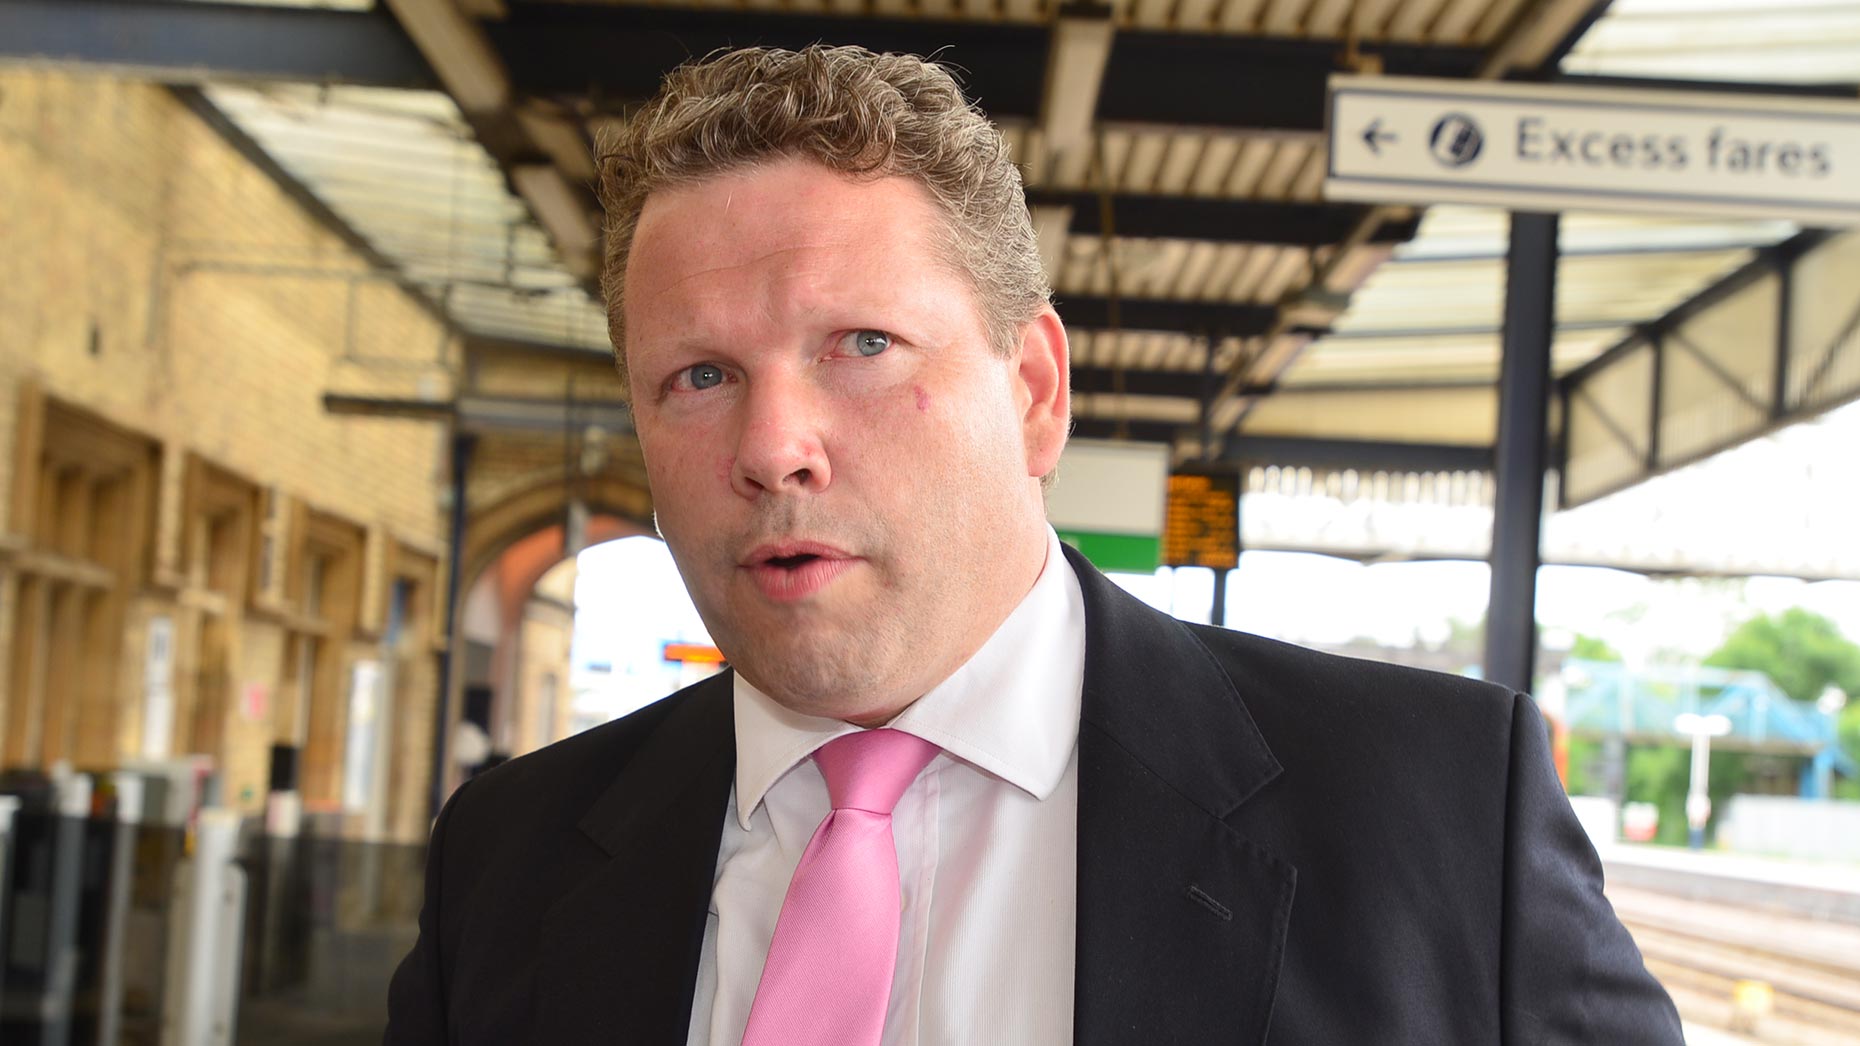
[740,728,940,1046]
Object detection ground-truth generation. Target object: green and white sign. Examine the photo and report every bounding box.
[1047,439,1169,573]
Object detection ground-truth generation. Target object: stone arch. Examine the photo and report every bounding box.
[462,474,656,593]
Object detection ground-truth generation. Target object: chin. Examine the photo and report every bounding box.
[731,624,911,720]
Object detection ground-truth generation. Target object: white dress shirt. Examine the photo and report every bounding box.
[686,528,1086,1046]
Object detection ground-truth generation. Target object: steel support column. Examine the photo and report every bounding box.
[1199,332,1229,629]
[1484,213,1558,694]
[431,432,476,819]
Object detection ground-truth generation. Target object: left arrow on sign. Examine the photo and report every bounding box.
[1361,118,1396,155]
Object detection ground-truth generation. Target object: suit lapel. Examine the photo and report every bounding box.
[534,672,735,1044]
[1066,547,1298,1046]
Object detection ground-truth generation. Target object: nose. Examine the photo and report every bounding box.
[730,378,831,499]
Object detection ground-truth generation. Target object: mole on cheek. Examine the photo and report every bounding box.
[913,385,931,412]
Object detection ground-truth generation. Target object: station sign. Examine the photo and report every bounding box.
[1162,471,1240,570]
[1326,75,1860,226]
[663,642,725,664]
[1049,439,1169,573]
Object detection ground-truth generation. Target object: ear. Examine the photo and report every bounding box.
[1014,305,1071,479]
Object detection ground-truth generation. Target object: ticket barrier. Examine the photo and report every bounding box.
[0,793,20,1027]
[159,809,246,1046]
[0,768,92,1046]
[0,759,244,1046]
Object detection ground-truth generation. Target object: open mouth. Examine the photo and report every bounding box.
[743,544,855,601]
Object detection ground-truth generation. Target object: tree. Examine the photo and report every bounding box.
[1705,608,1860,704]
[1623,743,1753,846]
[1707,608,1860,802]
[1569,633,1621,663]
[1840,703,1860,800]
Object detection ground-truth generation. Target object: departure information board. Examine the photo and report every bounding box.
[1162,472,1240,570]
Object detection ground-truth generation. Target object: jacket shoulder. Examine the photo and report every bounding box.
[1187,622,1517,719]
[438,673,728,846]
[1181,623,1531,794]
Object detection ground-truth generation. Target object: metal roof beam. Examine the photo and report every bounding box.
[1219,436,1492,473]
[1031,193,1423,247]
[1069,369,1492,399]
[0,0,436,88]
[495,4,1484,133]
[494,6,1050,116]
[1065,421,1493,473]
[1054,297,1277,337]
[1553,73,1860,100]
[1067,418,1182,444]
[1096,33,1483,131]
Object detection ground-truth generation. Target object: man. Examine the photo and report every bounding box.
[386,45,1683,1045]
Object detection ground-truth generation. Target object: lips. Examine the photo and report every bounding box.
[741,542,859,602]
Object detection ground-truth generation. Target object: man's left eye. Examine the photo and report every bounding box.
[847,330,892,357]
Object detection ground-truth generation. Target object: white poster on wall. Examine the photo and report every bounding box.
[141,616,175,760]
[342,660,384,813]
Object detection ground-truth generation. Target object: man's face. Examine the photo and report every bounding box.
[623,157,1067,723]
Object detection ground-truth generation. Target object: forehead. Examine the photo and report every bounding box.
[624,158,953,310]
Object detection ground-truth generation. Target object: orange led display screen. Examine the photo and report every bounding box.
[1162,471,1240,570]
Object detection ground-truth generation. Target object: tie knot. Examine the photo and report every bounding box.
[813,729,940,815]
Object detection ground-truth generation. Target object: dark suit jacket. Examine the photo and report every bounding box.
[386,546,1683,1044]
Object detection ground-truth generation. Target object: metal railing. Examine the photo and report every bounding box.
[1561,658,1856,796]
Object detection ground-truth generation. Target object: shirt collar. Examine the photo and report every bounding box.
[731,527,1086,829]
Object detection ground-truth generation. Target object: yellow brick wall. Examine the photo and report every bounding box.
[0,70,453,839]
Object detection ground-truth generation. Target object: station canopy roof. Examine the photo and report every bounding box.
[15,0,1857,478]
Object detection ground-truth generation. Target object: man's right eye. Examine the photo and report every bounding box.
[679,363,726,390]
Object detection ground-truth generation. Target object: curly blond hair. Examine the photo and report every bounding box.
[595,45,1050,390]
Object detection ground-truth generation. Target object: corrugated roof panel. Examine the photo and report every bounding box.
[1135,0,1175,27]
[1336,246,1755,336]
[1075,393,1200,423]
[1428,0,1494,42]
[1191,136,1244,196]
[1155,133,1205,195]
[1196,244,1255,300]
[177,0,374,7]
[1280,328,1623,384]
[1217,0,1271,31]
[1305,0,1357,37]
[1385,0,1453,41]
[1467,0,1532,44]
[1258,0,1311,35]
[1225,140,1277,197]
[1169,241,1224,299]
[1289,144,1330,200]
[1563,0,1860,83]
[205,82,605,352]
[1397,207,1798,261]
[1256,245,1313,302]
[1226,244,1284,302]
[1255,140,1311,199]
[1177,0,1224,29]
[1121,133,1170,192]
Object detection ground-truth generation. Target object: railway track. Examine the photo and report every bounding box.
[1610,886,1860,1045]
